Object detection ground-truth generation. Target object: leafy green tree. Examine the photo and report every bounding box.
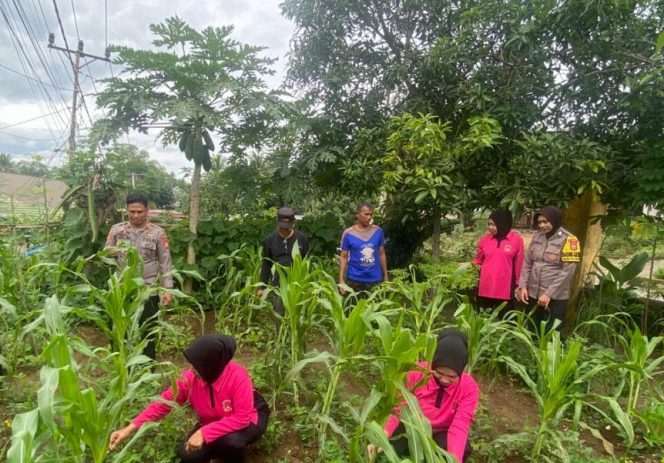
[283,0,664,272]
[102,144,179,208]
[199,154,275,216]
[92,16,283,287]
[384,113,502,259]
[0,153,13,171]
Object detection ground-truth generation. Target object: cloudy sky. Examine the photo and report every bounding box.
[0,0,294,176]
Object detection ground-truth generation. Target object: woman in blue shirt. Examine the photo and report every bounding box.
[338,203,389,294]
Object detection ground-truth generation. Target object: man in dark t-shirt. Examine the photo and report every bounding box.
[257,207,309,323]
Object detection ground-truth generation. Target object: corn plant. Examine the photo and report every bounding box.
[499,324,605,458]
[636,398,664,448]
[350,383,455,463]
[272,248,325,370]
[7,296,160,463]
[614,323,664,416]
[586,322,664,451]
[286,277,380,452]
[210,244,263,330]
[387,269,455,339]
[370,312,431,421]
[387,381,457,462]
[453,301,514,374]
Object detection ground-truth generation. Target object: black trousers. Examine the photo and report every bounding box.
[476,296,513,318]
[177,391,270,463]
[390,423,471,462]
[527,297,568,333]
[140,295,160,360]
[268,292,285,330]
[346,279,380,304]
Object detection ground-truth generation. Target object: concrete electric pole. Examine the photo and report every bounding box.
[47,33,111,153]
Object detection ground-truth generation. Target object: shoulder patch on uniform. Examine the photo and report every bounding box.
[561,236,581,262]
[161,233,170,250]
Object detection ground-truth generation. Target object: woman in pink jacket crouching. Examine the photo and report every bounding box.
[372,328,479,462]
[109,334,269,463]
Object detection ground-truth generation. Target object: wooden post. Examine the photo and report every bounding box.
[42,180,50,247]
[10,194,16,242]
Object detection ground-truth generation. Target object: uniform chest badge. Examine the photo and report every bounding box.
[222,400,233,412]
[504,244,512,253]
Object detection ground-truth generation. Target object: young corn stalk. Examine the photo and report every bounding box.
[287,277,380,453]
[353,382,456,463]
[272,246,322,398]
[211,244,263,330]
[8,296,160,463]
[616,323,664,416]
[389,271,454,339]
[588,322,664,451]
[370,312,431,421]
[500,324,605,458]
[453,301,513,374]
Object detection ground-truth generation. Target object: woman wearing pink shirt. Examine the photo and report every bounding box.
[108,334,269,463]
[472,210,524,315]
[374,328,479,462]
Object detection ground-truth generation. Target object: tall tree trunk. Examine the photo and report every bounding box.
[432,213,441,262]
[562,190,607,325]
[184,162,202,294]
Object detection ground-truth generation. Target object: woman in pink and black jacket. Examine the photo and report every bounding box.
[473,209,524,315]
[109,334,269,463]
[376,328,479,462]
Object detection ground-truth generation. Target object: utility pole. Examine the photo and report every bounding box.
[48,33,111,153]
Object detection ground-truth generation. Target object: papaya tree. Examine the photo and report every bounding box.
[92,17,282,290]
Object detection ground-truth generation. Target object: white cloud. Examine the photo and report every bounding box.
[0,0,294,175]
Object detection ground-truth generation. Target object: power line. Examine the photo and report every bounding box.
[33,0,74,86]
[0,62,71,91]
[0,107,70,130]
[48,4,111,151]
[9,0,70,107]
[69,0,79,41]
[0,128,56,142]
[0,3,67,122]
[0,2,68,144]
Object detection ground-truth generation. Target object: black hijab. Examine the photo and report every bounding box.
[489,209,513,246]
[183,334,237,408]
[536,206,562,238]
[431,328,469,407]
[432,328,469,376]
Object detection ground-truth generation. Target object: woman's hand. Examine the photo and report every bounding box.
[537,293,551,309]
[515,287,528,304]
[109,423,137,451]
[367,443,383,461]
[185,429,205,453]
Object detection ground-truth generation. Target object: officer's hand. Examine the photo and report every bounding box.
[161,291,172,306]
[515,288,528,304]
[537,293,551,309]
